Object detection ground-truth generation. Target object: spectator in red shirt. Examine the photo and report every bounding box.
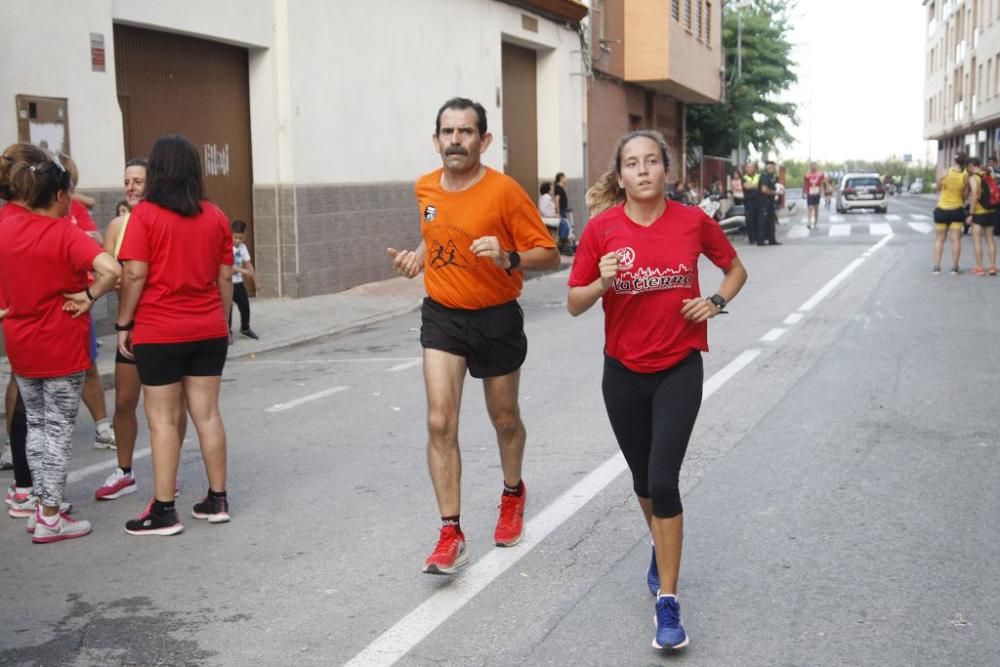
[568,130,747,651]
[116,134,234,537]
[0,153,120,543]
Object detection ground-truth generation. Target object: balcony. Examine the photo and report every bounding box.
[956,40,966,62]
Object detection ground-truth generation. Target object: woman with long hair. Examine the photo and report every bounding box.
[933,153,969,274]
[569,130,747,650]
[117,135,233,536]
[0,150,120,542]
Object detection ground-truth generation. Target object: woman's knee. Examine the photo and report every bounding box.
[649,478,683,518]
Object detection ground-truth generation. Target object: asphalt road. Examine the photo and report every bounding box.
[2,193,998,666]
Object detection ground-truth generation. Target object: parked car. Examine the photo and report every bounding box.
[836,172,887,213]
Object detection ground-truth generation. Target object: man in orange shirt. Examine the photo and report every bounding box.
[388,97,560,575]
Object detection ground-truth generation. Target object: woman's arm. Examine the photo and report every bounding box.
[567,252,619,316]
[217,264,234,325]
[680,256,748,323]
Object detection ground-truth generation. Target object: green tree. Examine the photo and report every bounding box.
[687,0,798,162]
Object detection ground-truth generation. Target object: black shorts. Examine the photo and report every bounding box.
[115,349,136,365]
[420,297,527,379]
[807,194,821,206]
[933,207,966,224]
[133,337,228,386]
[973,213,995,227]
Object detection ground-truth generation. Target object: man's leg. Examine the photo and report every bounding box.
[482,370,525,488]
[423,348,468,518]
[83,359,115,449]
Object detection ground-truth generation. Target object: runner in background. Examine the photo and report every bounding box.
[803,162,826,229]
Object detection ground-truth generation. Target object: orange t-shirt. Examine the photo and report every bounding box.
[415,167,556,309]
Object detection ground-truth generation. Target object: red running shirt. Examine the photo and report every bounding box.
[568,200,737,373]
[68,199,98,232]
[803,172,825,197]
[0,208,103,377]
[117,200,233,344]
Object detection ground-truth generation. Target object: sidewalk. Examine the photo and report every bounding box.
[0,258,574,392]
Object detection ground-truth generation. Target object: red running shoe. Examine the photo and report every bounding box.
[494,482,527,547]
[422,525,468,575]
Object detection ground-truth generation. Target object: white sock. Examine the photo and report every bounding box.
[657,592,677,601]
[15,486,32,494]
[96,418,111,433]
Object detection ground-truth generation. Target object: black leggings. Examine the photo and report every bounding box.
[229,282,250,332]
[8,389,32,488]
[601,351,703,518]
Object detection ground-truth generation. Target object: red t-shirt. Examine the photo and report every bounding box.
[568,200,737,373]
[803,172,825,197]
[68,199,98,232]
[118,200,233,344]
[0,208,103,377]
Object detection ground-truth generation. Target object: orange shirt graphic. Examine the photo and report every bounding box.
[415,167,556,309]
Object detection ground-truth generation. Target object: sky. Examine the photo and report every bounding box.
[778,0,933,164]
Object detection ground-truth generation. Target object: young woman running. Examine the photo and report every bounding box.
[567,130,747,650]
[0,153,120,542]
[117,135,233,536]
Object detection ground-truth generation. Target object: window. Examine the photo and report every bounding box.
[684,0,692,31]
[706,2,712,45]
[697,0,703,40]
[672,0,680,21]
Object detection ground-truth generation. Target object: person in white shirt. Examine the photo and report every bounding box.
[538,182,558,218]
[230,220,258,341]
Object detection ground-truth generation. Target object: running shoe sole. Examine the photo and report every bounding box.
[33,528,92,544]
[651,615,690,650]
[96,484,137,501]
[191,510,231,523]
[495,533,522,547]
[422,549,469,575]
[124,523,184,536]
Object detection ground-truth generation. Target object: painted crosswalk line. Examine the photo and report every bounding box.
[910,213,930,221]
[830,215,845,223]
[786,225,810,239]
[829,224,851,236]
[885,214,902,221]
[908,222,934,234]
[869,222,893,236]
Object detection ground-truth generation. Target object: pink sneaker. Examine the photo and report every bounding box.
[95,468,137,501]
[31,508,91,543]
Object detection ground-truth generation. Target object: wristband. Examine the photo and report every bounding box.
[85,286,98,303]
[114,320,135,332]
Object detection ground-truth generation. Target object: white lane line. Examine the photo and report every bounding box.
[265,386,349,412]
[68,448,151,485]
[345,349,762,667]
[798,234,894,312]
[386,359,422,372]
[830,215,845,223]
[908,222,933,234]
[759,328,787,342]
[829,224,851,237]
[885,214,902,221]
[869,222,893,236]
[786,226,810,239]
[910,213,930,221]
[783,313,804,325]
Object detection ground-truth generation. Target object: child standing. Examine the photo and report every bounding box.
[230,220,258,340]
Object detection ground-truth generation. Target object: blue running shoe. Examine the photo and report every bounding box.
[652,595,689,650]
[646,543,659,596]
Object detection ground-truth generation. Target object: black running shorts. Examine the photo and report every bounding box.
[807,194,821,206]
[933,207,965,224]
[133,337,228,386]
[420,297,527,379]
[973,213,995,227]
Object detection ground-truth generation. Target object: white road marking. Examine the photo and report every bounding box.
[386,359,422,372]
[231,358,421,365]
[783,313,804,325]
[910,213,930,221]
[799,234,894,312]
[345,349,762,667]
[759,328,787,342]
[786,225,810,239]
[66,436,195,484]
[830,215,845,223]
[869,223,893,236]
[265,386,349,412]
[829,224,851,237]
[885,214,902,221]
[908,222,933,234]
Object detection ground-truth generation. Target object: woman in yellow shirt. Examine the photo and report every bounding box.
[933,153,968,274]
[966,157,997,275]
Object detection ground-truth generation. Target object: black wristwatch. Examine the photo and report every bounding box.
[114,320,135,332]
[504,250,521,275]
[708,294,728,312]
[85,286,98,303]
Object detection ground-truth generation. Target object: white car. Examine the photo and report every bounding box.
[836,173,888,213]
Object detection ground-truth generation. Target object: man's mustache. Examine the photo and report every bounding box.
[445,147,468,156]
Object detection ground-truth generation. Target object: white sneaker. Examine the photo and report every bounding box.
[95,427,117,450]
[95,468,137,501]
[9,493,72,518]
[31,508,91,543]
